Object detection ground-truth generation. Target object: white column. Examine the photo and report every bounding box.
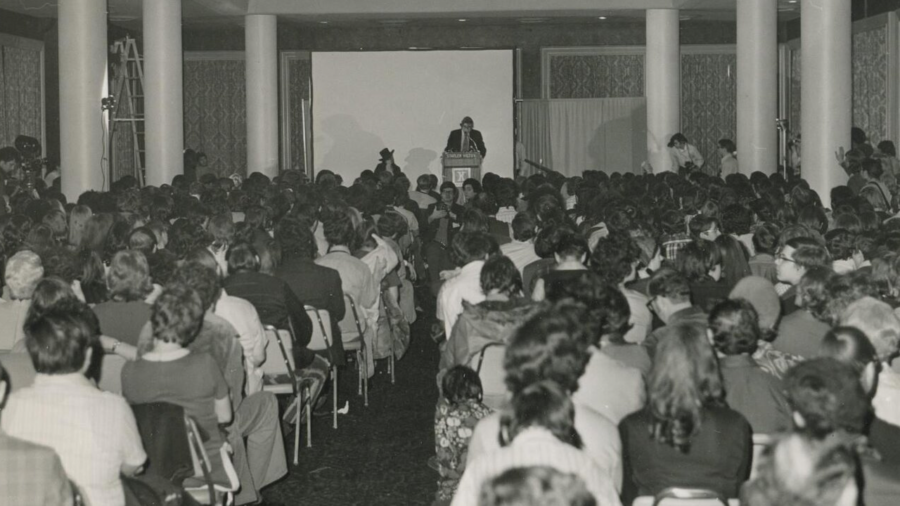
[143,0,184,187]
[645,9,681,173]
[801,0,851,207]
[58,0,107,200]
[245,15,279,178]
[737,0,778,174]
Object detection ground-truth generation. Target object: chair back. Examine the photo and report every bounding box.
[305,306,333,353]
[339,293,367,337]
[469,343,508,411]
[131,402,193,484]
[97,353,128,394]
[260,325,296,377]
[632,488,738,506]
[0,352,35,392]
[751,433,775,479]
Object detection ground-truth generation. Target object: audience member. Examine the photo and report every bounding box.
[619,323,751,504]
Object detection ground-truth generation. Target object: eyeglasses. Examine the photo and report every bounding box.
[646,296,658,310]
[776,255,796,264]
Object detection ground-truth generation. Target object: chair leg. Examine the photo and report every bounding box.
[362,345,368,407]
[304,384,312,450]
[332,366,338,430]
[293,393,301,465]
[357,350,363,397]
[390,338,396,385]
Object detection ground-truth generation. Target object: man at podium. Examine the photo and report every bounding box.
[444,116,486,158]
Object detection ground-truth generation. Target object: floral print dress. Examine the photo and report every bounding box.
[434,397,492,504]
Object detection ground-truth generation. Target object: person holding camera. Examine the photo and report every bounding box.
[668,133,705,176]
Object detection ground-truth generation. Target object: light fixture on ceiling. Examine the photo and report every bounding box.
[598,16,607,20]
[458,18,467,22]
[319,21,328,24]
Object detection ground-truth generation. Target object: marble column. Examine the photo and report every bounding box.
[245,15,279,178]
[645,9,681,173]
[58,0,107,199]
[801,0,851,207]
[143,0,184,186]
[736,0,778,174]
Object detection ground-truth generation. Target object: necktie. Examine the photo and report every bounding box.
[461,132,468,152]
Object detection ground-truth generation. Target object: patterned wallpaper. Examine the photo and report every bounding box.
[548,54,644,99]
[852,26,888,143]
[681,52,737,174]
[285,57,311,173]
[0,45,42,150]
[183,59,248,178]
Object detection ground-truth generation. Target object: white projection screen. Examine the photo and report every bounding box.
[311,50,514,183]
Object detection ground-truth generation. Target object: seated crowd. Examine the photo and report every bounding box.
[1,131,900,506]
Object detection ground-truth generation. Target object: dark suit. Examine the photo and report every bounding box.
[445,128,486,158]
[275,257,346,366]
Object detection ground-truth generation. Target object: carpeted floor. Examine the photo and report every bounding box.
[265,316,440,506]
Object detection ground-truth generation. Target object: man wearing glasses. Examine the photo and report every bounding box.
[774,237,831,317]
[445,116,487,158]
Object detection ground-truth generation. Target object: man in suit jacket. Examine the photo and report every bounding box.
[445,116,486,158]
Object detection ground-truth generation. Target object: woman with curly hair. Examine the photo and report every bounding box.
[619,323,751,504]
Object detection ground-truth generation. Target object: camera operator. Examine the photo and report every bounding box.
[0,146,22,206]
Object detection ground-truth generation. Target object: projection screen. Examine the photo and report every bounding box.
[311,50,514,183]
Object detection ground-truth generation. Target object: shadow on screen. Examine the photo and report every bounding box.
[403,148,439,179]
[317,114,386,174]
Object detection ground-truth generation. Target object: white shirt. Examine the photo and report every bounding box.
[215,290,266,394]
[622,287,651,344]
[2,373,147,506]
[574,347,645,424]
[453,427,622,506]
[495,206,517,225]
[873,368,900,427]
[0,298,29,351]
[467,402,622,492]
[499,241,540,277]
[436,261,486,338]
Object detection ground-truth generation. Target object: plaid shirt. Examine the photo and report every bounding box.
[0,431,74,506]
[661,232,692,261]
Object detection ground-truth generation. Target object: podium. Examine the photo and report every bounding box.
[442,152,482,187]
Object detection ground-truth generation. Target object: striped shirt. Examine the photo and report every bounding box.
[2,373,147,506]
[451,427,622,506]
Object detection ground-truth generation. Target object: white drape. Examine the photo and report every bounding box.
[520,98,647,177]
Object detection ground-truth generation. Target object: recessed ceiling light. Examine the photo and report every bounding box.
[319,21,328,24]
[598,16,607,20]
[458,18,467,22]
[788,0,797,3]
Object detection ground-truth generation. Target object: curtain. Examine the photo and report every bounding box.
[183,59,247,178]
[0,44,42,148]
[543,98,646,177]
[519,100,551,177]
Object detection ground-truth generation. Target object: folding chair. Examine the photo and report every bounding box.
[380,291,396,385]
[632,488,739,506]
[261,324,312,465]
[340,293,369,407]
[469,342,508,411]
[183,416,240,505]
[305,306,339,430]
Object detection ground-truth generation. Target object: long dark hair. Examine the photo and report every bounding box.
[500,380,582,449]
[647,323,725,452]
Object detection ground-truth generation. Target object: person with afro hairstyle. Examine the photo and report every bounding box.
[708,299,792,434]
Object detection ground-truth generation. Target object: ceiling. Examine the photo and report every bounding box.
[0,0,802,27]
